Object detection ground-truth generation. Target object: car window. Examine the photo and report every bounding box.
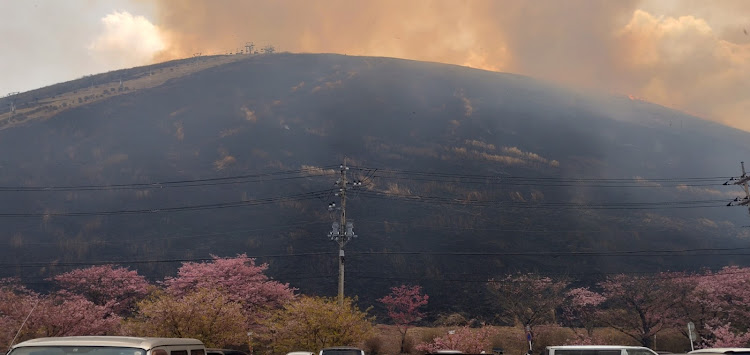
[321,351,362,355]
[555,350,621,355]
[627,350,655,355]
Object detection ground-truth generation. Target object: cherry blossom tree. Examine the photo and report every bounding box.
[125,289,247,347]
[561,287,605,338]
[703,323,750,347]
[488,273,569,330]
[0,279,39,349]
[163,254,294,323]
[378,285,429,354]
[1,281,118,345]
[25,293,121,338]
[688,266,750,346]
[597,273,687,348]
[52,265,151,316]
[415,326,497,354]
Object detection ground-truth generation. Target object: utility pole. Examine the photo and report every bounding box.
[725,161,750,215]
[328,160,362,306]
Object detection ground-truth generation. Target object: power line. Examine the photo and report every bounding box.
[356,190,726,210]
[2,246,749,270]
[0,189,334,217]
[353,166,727,183]
[351,246,750,257]
[0,165,731,193]
[353,220,736,233]
[0,252,337,268]
[366,174,724,188]
[12,267,750,286]
[0,166,337,192]
[350,266,750,282]
[0,220,330,246]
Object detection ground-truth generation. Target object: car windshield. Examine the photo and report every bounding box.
[9,347,146,355]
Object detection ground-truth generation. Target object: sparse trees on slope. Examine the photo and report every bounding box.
[52,265,151,316]
[378,284,429,354]
[125,289,247,348]
[259,296,374,354]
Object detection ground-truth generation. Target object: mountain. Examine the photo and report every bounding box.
[1,53,748,318]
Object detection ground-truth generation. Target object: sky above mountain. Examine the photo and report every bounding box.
[1,0,749,131]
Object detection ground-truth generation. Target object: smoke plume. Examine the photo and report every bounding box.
[89,11,166,69]
[149,0,750,131]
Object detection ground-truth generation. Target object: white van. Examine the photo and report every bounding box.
[8,336,207,355]
[690,349,750,355]
[546,345,658,355]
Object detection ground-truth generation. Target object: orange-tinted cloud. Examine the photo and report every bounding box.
[616,9,750,129]
[148,0,750,132]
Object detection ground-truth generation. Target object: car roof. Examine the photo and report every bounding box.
[690,349,750,354]
[12,337,204,350]
[320,347,363,350]
[548,346,655,350]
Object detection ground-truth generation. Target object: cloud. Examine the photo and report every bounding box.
[140,1,749,132]
[615,9,750,131]
[88,11,165,69]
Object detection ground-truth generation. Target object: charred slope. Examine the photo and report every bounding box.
[1,53,749,315]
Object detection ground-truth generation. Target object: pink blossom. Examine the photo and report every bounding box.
[163,254,295,323]
[416,326,497,354]
[378,285,429,354]
[488,273,569,329]
[702,323,750,347]
[597,272,689,348]
[26,294,122,337]
[561,287,605,337]
[52,265,151,316]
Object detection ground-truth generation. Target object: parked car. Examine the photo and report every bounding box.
[546,345,658,355]
[8,336,206,355]
[319,347,365,355]
[690,349,750,355]
[286,352,315,355]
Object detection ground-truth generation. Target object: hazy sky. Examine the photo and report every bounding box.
[1,1,748,131]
